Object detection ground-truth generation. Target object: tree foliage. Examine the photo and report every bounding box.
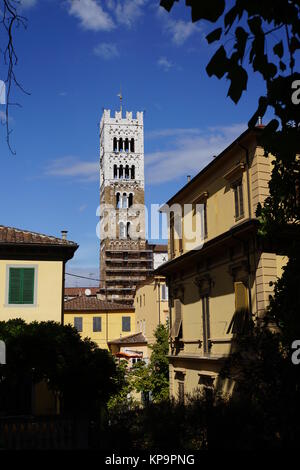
[0,319,117,416]
[108,324,169,410]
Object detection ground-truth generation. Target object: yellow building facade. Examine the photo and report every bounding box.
[0,226,78,324]
[0,225,78,415]
[134,276,169,361]
[64,295,135,349]
[157,126,287,400]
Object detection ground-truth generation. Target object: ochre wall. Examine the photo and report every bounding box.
[0,259,63,323]
[134,280,169,360]
[64,310,136,349]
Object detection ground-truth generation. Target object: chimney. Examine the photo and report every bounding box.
[61,230,68,240]
[187,175,191,183]
[257,116,262,126]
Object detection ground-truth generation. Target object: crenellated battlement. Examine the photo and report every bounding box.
[101,109,143,127]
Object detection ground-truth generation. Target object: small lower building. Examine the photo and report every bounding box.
[108,332,147,366]
[64,294,135,349]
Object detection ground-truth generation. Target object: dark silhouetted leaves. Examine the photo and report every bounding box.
[186,0,225,23]
[159,0,177,12]
[227,65,248,103]
[234,27,248,60]
[206,27,222,44]
[248,16,263,35]
[206,46,228,79]
[279,61,286,72]
[224,5,239,32]
[273,40,284,59]
[290,36,300,54]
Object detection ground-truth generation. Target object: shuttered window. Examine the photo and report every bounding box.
[161,284,168,301]
[8,268,35,304]
[74,317,83,332]
[202,295,210,355]
[170,215,175,257]
[122,316,131,332]
[93,317,102,332]
[234,282,248,311]
[233,180,244,219]
[170,299,182,339]
[178,381,184,403]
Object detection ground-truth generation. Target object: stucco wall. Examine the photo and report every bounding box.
[0,259,63,323]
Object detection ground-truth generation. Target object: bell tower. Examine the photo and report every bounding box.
[99,108,152,304]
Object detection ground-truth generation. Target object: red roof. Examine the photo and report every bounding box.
[65,287,99,297]
[0,225,77,246]
[64,296,134,311]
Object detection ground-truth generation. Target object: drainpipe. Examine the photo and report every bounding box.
[238,143,252,219]
[106,310,108,347]
[158,279,161,325]
[61,261,65,326]
[238,141,260,319]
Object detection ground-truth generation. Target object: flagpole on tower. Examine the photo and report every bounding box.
[117,86,122,114]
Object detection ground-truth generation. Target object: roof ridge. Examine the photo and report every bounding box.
[0,225,77,245]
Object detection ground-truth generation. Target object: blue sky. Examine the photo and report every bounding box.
[0,0,270,286]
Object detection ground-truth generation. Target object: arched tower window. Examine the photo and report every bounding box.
[116,192,121,208]
[131,165,135,179]
[127,222,131,239]
[119,138,123,152]
[128,193,133,207]
[125,165,129,179]
[130,138,135,152]
[122,192,128,209]
[113,137,118,152]
[125,138,129,152]
[113,164,118,179]
[119,165,123,179]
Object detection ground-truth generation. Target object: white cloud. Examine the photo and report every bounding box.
[158,7,200,45]
[147,128,200,139]
[45,157,98,181]
[0,111,6,124]
[68,0,115,31]
[20,0,37,8]
[79,204,88,212]
[145,124,246,184]
[93,42,119,59]
[157,56,174,72]
[45,125,246,186]
[107,0,146,28]
[167,19,198,45]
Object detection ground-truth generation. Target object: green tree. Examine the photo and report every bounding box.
[0,319,117,416]
[108,324,169,408]
[148,323,169,402]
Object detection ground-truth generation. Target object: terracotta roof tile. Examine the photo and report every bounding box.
[0,226,77,246]
[108,332,146,345]
[65,287,99,297]
[64,296,134,311]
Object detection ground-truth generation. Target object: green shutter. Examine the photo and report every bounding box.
[9,268,22,304]
[8,268,35,304]
[22,268,35,304]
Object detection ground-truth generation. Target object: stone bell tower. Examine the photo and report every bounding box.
[98,107,152,304]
